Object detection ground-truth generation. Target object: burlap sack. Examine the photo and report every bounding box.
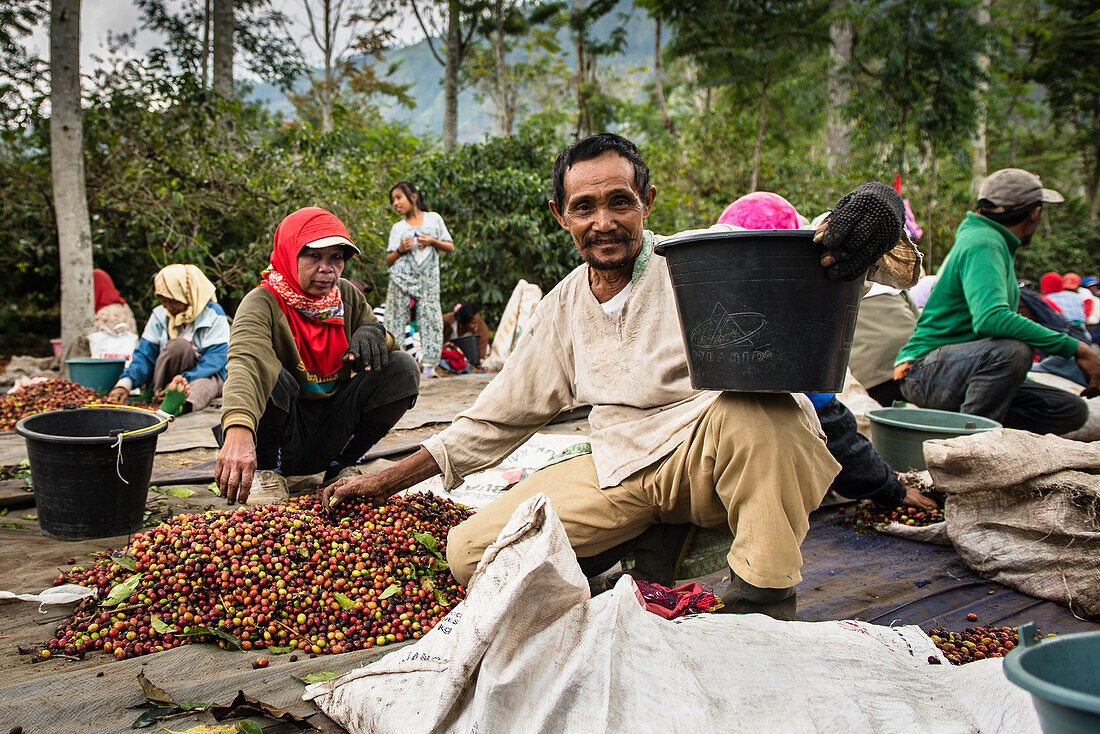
[924,428,1100,617]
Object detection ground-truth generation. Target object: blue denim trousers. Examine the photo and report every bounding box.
[900,338,1088,435]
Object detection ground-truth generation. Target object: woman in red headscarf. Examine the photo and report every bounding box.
[216,207,421,506]
[91,268,138,335]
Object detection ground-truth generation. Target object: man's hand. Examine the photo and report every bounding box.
[344,322,389,372]
[215,425,257,505]
[320,473,390,513]
[106,386,129,403]
[1074,341,1100,398]
[901,485,939,511]
[815,182,906,281]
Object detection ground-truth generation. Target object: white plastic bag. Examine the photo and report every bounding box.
[305,494,1039,733]
[88,330,138,360]
[0,584,97,613]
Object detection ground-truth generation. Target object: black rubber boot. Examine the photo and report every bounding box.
[715,569,797,620]
[577,523,695,586]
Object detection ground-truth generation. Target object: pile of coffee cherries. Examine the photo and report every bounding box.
[46,493,472,660]
[0,379,102,431]
[927,622,1026,664]
[840,500,944,529]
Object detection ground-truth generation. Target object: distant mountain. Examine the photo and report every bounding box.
[249,0,656,142]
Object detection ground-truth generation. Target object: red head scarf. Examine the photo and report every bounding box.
[260,207,356,377]
[1063,272,1082,290]
[1040,272,1064,295]
[93,269,125,312]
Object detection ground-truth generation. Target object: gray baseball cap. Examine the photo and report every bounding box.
[978,168,1064,213]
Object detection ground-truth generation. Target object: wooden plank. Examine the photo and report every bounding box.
[0,478,33,508]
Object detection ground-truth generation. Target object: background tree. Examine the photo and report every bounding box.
[545,0,627,138]
[50,0,94,368]
[212,0,233,96]
[663,0,829,191]
[404,0,487,151]
[844,0,984,176]
[134,0,305,92]
[1035,0,1100,222]
[460,21,563,136]
[826,0,852,171]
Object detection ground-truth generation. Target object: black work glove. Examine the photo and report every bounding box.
[345,322,389,372]
[819,182,906,281]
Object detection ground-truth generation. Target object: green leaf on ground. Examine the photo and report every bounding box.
[235,722,263,734]
[265,645,295,654]
[333,592,354,610]
[151,616,173,634]
[104,574,141,606]
[1,522,26,530]
[294,671,339,684]
[21,514,36,520]
[114,555,138,572]
[412,531,441,558]
[163,486,196,498]
[176,624,242,651]
[378,584,399,600]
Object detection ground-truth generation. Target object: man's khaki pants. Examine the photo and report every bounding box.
[446,393,841,589]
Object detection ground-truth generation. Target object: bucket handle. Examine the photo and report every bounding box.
[84,403,174,485]
[1017,621,1040,649]
[86,403,174,439]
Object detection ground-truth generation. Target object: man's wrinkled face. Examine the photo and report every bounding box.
[549,152,655,271]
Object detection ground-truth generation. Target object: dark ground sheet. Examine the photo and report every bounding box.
[0,374,1095,732]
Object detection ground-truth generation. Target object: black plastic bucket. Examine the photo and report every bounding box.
[654,229,864,392]
[451,334,481,366]
[15,407,169,540]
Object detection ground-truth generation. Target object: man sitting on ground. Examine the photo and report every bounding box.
[323,134,914,618]
[895,168,1100,435]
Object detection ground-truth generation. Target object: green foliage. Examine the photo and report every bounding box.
[844,0,985,171]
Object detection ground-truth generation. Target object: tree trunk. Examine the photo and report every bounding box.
[50,0,94,372]
[201,0,211,88]
[320,0,334,132]
[492,1,512,136]
[574,13,586,138]
[825,0,851,171]
[751,70,769,192]
[442,0,460,152]
[969,0,990,196]
[653,11,674,135]
[1088,134,1099,223]
[212,0,233,98]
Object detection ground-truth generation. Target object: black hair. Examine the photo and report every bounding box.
[977,200,1041,227]
[551,133,650,213]
[456,302,479,326]
[390,181,427,212]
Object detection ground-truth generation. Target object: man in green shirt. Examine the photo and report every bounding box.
[895,168,1100,434]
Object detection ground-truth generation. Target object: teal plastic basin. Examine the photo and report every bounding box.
[1004,623,1100,734]
[866,406,1000,472]
[65,358,126,394]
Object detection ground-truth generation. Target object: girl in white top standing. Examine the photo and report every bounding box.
[383,181,455,378]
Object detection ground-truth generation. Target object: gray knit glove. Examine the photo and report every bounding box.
[345,322,389,372]
[820,182,906,281]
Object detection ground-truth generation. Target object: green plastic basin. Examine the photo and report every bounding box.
[65,358,126,394]
[1004,623,1100,734]
[866,406,1000,472]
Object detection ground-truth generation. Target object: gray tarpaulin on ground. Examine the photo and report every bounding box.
[0,373,497,464]
[0,636,402,733]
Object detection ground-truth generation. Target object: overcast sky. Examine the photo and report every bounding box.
[26,0,425,77]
